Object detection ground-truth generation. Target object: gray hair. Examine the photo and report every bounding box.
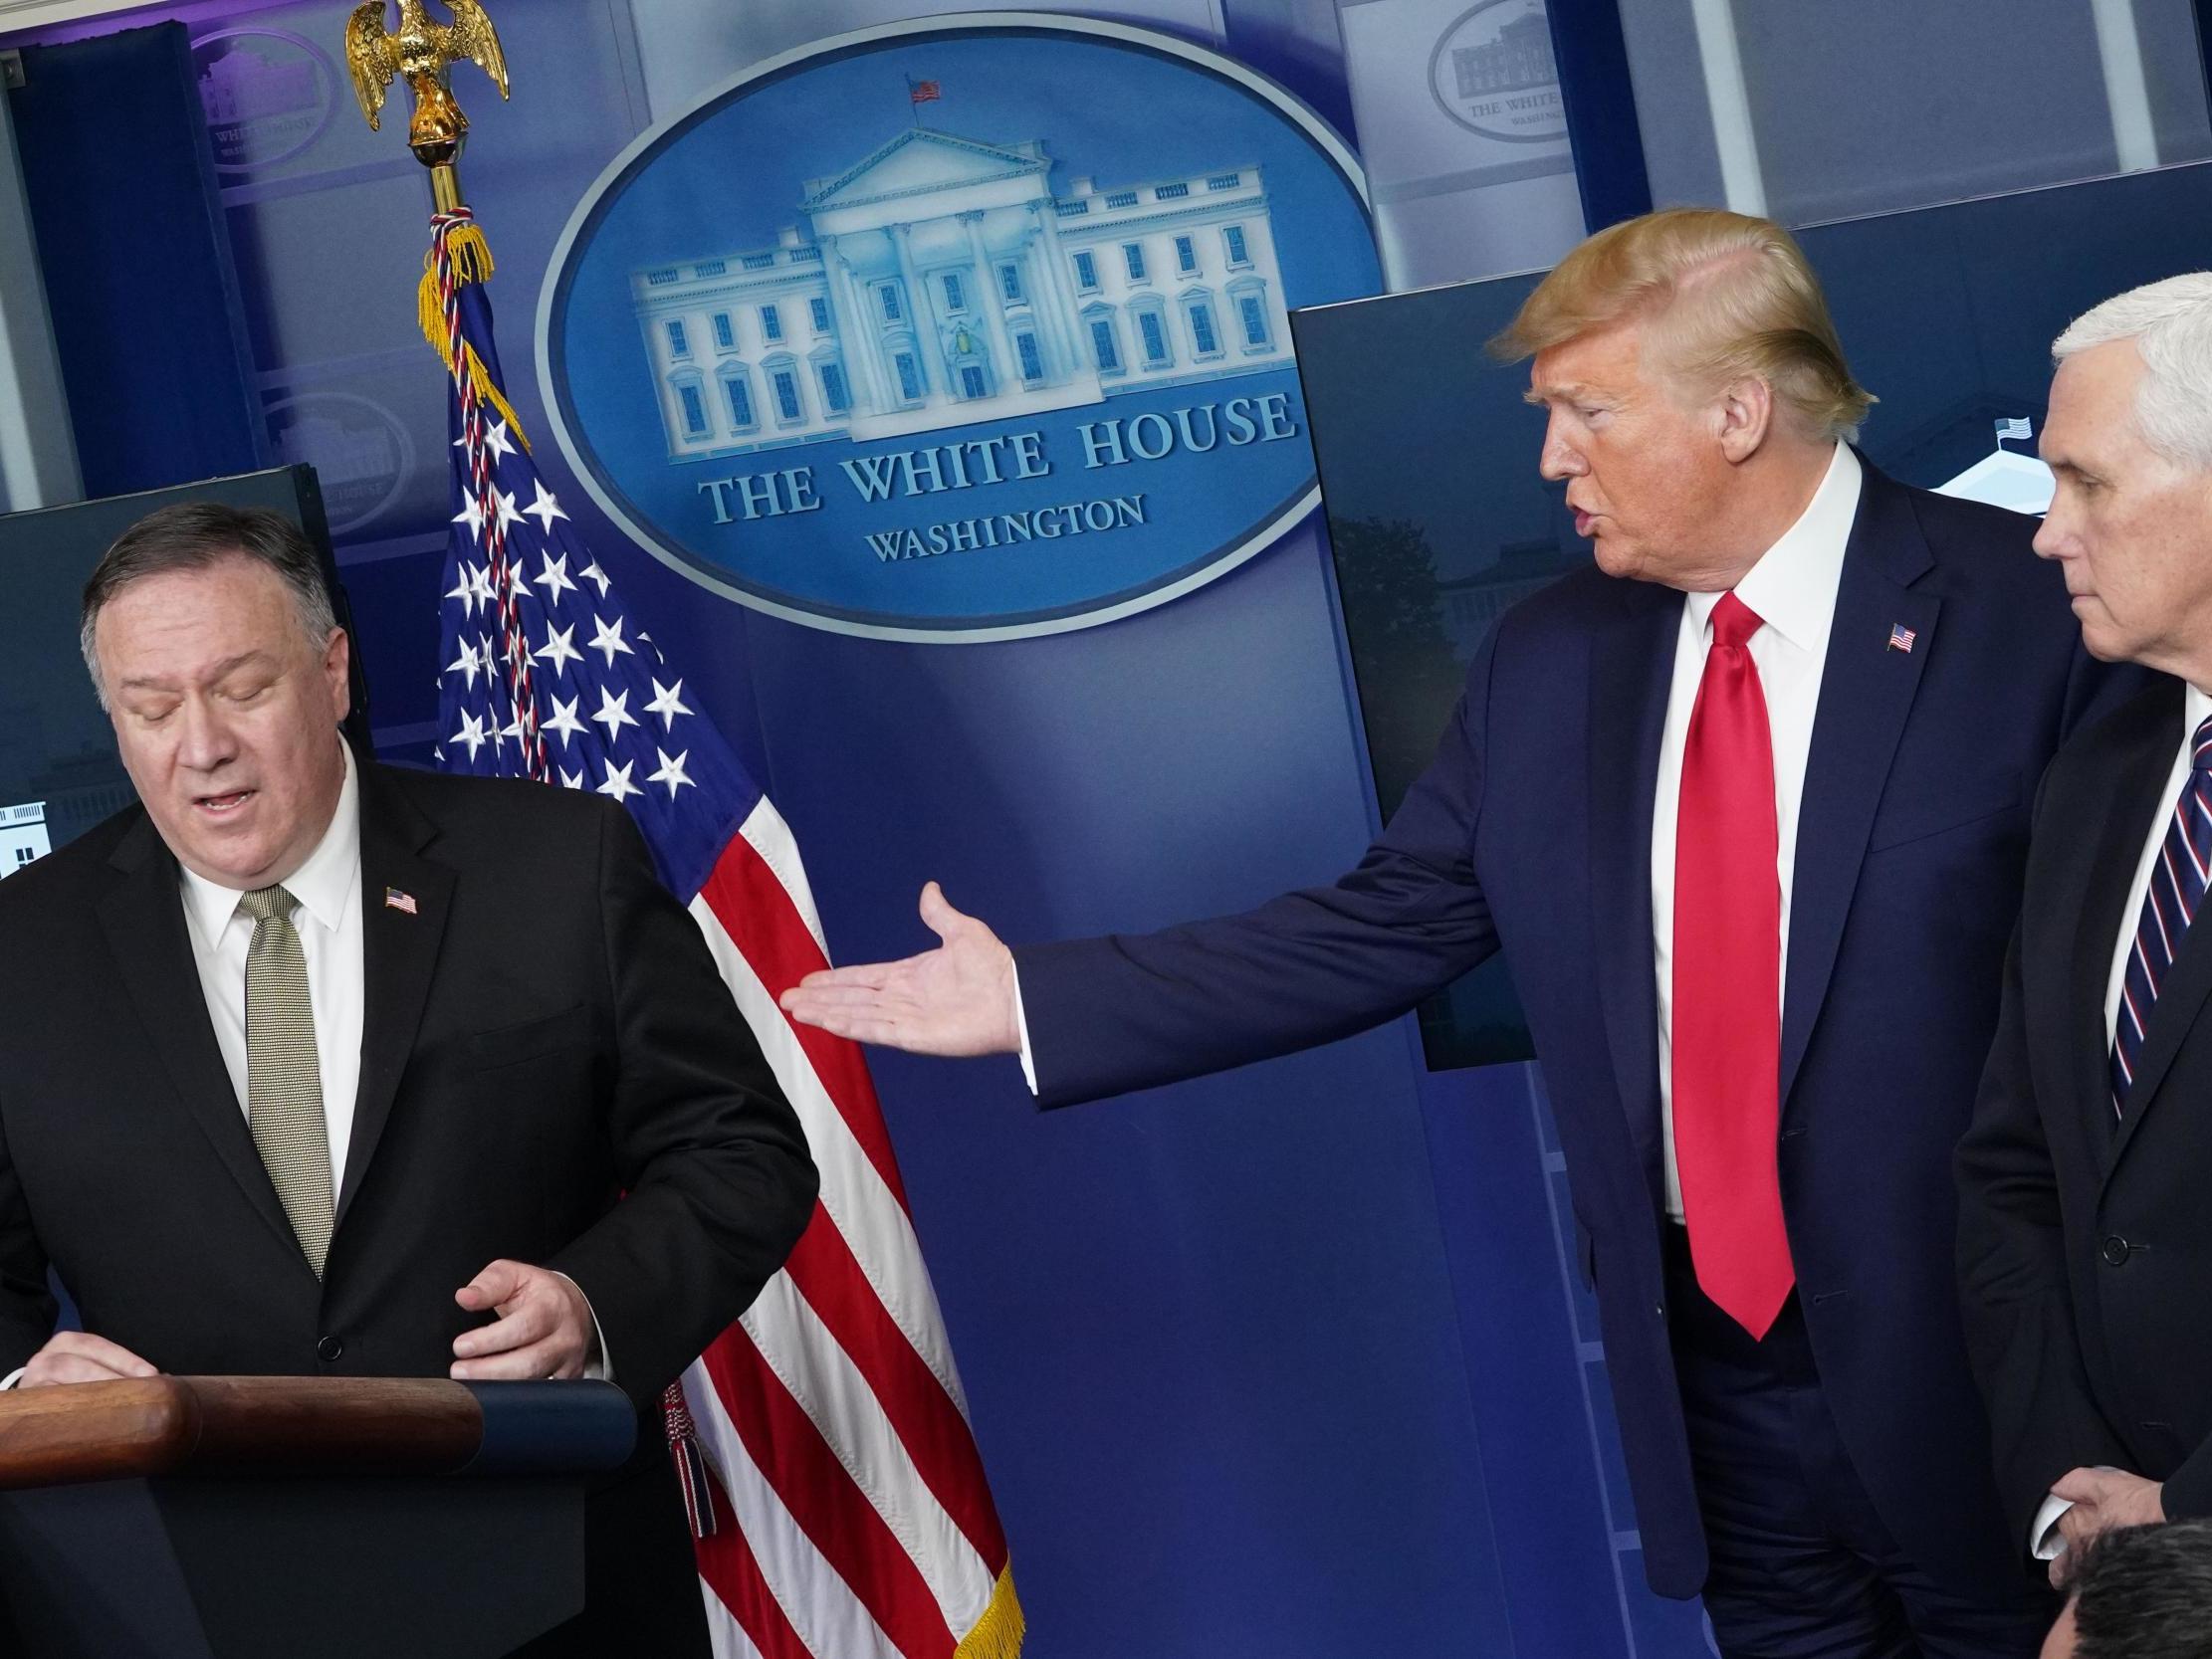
[2071,1518,2212,1658]
[81,503,339,709]
[2054,273,2212,472]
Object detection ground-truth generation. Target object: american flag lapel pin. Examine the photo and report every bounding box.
[384,887,418,916]
[1887,622,1916,654]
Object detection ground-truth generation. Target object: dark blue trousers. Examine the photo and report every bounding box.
[1663,1227,2052,1659]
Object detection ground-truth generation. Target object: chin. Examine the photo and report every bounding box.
[1591,541,1643,580]
[2074,616,2133,665]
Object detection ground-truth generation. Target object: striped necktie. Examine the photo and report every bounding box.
[238,884,335,1275]
[2110,714,2212,1119]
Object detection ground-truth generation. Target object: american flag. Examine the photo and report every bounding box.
[908,76,942,104]
[1887,622,1916,654]
[425,207,1023,1659]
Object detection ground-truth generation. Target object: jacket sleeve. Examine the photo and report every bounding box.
[549,801,819,1407]
[0,1103,56,1372]
[1016,622,1504,1110]
[1954,911,2134,1550]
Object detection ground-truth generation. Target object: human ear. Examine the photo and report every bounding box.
[1717,377,1774,464]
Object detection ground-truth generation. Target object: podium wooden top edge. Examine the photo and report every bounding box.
[0,1375,634,1490]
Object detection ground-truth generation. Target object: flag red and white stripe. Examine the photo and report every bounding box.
[424,206,1020,1658]
[677,801,1021,1658]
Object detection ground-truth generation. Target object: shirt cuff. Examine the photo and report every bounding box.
[0,1367,22,1390]
[549,1271,613,1384]
[2031,1492,2073,1560]
[1011,961,1038,1097]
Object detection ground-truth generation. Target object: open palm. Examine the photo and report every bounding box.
[779,882,1019,1057]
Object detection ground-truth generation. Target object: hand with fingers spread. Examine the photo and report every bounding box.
[16,1331,159,1388]
[779,882,1020,1057]
[451,1259,599,1381]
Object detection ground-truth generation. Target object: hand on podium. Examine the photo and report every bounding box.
[780,883,1020,1058]
[17,1331,157,1387]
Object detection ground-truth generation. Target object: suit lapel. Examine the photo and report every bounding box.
[1587,577,1685,1211]
[96,815,301,1257]
[334,760,454,1227]
[2052,686,2174,1121]
[2098,688,2207,1181]
[1779,467,1939,1109]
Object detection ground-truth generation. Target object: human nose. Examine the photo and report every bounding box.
[1539,411,1584,482]
[172,697,238,772]
[2031,500,2071,562]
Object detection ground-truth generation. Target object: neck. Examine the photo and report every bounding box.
[1686,439,1839,592]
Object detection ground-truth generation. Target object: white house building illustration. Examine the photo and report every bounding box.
[631,126,1294,461]
[0,802,50,880]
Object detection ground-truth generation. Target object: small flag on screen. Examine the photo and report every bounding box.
[1995,416,2033,445]
[1888,623,1917,654]
[908,76,942,104]
[383,887,418,915]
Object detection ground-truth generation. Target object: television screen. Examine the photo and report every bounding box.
[0,465,365,873]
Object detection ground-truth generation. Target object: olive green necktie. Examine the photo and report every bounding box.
[237,885,334,1277]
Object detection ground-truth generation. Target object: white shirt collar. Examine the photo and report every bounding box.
[2187,685,2212,748]
[180,742,361,937]
[1684,443,1863,652]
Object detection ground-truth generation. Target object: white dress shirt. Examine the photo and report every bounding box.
[2028,684,2212,1560]
[1652,443,1861,1219]
[180,745,366,1187]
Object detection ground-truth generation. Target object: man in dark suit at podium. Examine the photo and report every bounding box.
[783,210,2137,1656]
[0,503,817,1653]
[1958,275,2212,1585]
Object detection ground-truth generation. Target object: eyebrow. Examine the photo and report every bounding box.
[116,651,278,694]
[1524,382,1604,407]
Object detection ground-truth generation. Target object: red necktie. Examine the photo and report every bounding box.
[1672,591,1794,1339]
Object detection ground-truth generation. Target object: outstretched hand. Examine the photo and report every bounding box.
[779,883,1020,1058]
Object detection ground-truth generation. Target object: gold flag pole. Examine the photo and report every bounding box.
[341,0,510,214]
[341,0,526,441]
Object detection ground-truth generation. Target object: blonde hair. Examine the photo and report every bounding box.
[1491,207,1875,444]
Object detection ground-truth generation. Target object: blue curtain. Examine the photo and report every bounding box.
[9,23,266,498]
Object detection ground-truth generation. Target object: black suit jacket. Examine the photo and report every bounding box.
[1957,675,2212,1547]
[0,755,817,1409]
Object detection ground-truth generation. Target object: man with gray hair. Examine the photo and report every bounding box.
[1958,273,2212,1589]
[0,500,817,1652]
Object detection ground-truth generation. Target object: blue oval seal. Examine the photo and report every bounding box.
[538,13,1379,642]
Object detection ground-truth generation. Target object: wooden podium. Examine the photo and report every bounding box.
[0,1375,637,1658]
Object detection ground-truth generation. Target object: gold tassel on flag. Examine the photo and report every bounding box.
[955,1566,1026,1659]
[414,231,531,448]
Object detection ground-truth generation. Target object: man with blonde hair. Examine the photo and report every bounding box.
[786,209,2131,1654]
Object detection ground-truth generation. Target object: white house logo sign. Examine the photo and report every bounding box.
[1429,1,1567,144]
[539,14,1379,641]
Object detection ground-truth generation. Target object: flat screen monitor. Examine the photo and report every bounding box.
[1293,158,2212,1071]
[0,465,366,873]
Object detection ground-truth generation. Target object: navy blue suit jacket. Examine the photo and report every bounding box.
[1016,461,2132,1600]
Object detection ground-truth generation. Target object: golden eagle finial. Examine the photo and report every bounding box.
[344,0,509,196]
